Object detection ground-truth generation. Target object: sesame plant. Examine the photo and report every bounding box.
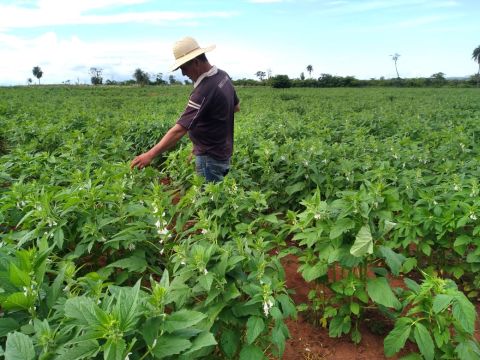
[1,85,480,359]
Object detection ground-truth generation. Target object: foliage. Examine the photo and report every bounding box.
[270,75,291,88]
[133,68,150,87]
[32,66,43,85]
[384,273,480,359]
[1,86,479,358]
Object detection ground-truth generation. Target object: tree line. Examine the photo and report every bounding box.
[28,45,480,88]
[27,66,189,86]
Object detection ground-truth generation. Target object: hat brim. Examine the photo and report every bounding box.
[170,44,215,72]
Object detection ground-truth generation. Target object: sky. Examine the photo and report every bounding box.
[0,0,479,85]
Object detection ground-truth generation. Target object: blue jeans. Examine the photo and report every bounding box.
[195,155,230,182]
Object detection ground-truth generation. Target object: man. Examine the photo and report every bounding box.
[130,36,240,182]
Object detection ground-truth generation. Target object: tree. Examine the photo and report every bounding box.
[430,72,446,86]
[154,73,166,85]
[271,75,291,88]
[27,78,32,85]
[306,65,313,78]
[89,67,103,85]
[133,68,150,86]
[300,72,305,81]
[255,71,266,81]
[472,45,480,86]
[390,53,401,79]
[32,66,43,84]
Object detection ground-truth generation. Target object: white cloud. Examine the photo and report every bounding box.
[0,1,236,29]
[0,31,275,85]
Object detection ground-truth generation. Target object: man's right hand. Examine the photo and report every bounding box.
[130,152,154,170]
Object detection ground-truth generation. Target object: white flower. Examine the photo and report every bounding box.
[303,160,309,167]
[125,352,132,360]
[280,156,286,161]
[158,227,169,235]
[160,248,164,255]
[153,206,159,214]
[470,213,477,221]
[155,220,162,228]
[181,260,186,265]
[263,299,274,317]
[128,243,136,251]
[454,184,460,191]
[201,229,208,234]
[152,339,157,348]
[203,269,208,275]
[314,213,321,220]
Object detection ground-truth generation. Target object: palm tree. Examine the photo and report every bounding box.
[306,65,313,78]
[390,54,400,79]
[32,66,43,84]
[472,45,480,86]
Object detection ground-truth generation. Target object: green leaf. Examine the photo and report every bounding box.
[0,318,20,337]
[198,272,214,292]
[9,263,30,287]
[152,336,191,359]
[379,246,405,275]
[404,278,420,293]
[271,322,286,356]
[301,262,328,282]
[64,297,99,327]
[107,255,147,272]
[367,277,401,309]
[413,322,434,360]
[350,302,360,315]
[115,281,141,332]
[181,331,217,356]
[246,316,265,344]
[402,258,417,274]
[4,332,35,360]
[351,328,361,344]
[455,340,480,360]
[328,315,346,338]
[103,338,126,360]
[220,328,240,359]
[162,310,206,333]
[239,345,266,360]
[350,225,373,257]
[285,182,305,196]
[432,294,453,314]
[452,293,476,335]
[277,293,297,318]
[330,218,355,239]
[142,317,162,347]
[384,318,413,357]
[2,292,34,311]
[56,340,100,360]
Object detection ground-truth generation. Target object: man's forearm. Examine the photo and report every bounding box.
[147,124,187,158]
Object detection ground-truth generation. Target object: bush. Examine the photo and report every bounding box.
[271,75,292,88]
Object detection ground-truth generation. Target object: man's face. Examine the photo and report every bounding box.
[180,59,197,81]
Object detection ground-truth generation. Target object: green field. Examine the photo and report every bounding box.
[1,86,479,359]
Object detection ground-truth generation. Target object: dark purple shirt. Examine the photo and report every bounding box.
[177,68,239,161]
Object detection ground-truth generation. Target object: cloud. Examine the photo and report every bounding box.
[321,0,460,14]
[0,31,275,85]
[0,1,236,29]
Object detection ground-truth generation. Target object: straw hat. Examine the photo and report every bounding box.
[170,37,215,71]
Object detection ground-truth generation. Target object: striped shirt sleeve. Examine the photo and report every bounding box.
[177,93,206,130]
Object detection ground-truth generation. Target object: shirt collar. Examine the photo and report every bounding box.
[194,66,218,88]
